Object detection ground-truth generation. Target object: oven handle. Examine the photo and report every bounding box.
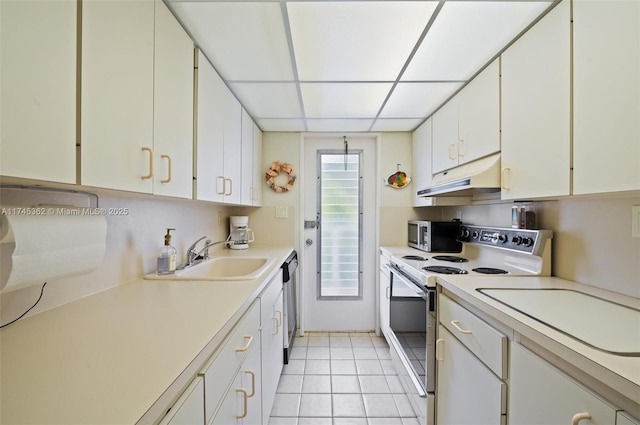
[389,264,429,301]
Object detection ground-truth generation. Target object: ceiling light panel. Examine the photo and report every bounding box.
[371,118,426,132]
[169,2,293,81]
[402,1,552,81]
[287,1,439,81]
[301,83,393,118]
[380,82,464,118]
[229,82,302,118]
[306,119,374,132]
[255,118,306,132]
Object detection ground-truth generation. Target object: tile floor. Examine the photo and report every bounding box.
[268,332,420,425]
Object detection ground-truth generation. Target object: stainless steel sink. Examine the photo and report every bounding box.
[477,288,640,356]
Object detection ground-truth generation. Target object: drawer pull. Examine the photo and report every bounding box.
[235,335,253,352]
[225,178,233,196]
[457,139,465,157]
[236,388,248,419]
[448,143,457,160]
[451,320,472,334]
[272,316,279,335]
[501,167,511,190]
[160,154,172,183]
[245,370,256,397]
[571,412,591,425]
[436,338,445,361]
[217,176,225,194]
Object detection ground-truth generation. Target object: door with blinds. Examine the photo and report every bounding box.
[302,135,377,331]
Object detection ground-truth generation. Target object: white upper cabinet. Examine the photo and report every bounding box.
[573,0,640,195]
[81,0,155,193]
[432,60,500,174]
[1,0,76,184]
[240,109,263,206]
[223,89,242,204]
[195,51,225,203]
[412,118,434,206]
[252,123,263,206]
[501,0,570,200]
[153,0,194,199]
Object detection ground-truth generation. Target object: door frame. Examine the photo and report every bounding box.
[297,132,382,335]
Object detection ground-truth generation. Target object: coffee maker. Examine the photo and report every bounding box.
[228,216,254,250]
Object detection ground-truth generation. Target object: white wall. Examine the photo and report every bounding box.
[0,186,231,323]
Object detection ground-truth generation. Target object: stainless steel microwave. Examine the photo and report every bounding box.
[408,220,462,252]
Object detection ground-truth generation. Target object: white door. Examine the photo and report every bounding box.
[302,135,377,331]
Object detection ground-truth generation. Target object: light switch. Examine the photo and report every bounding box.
[276,206,288,219]
[632,206,640,238]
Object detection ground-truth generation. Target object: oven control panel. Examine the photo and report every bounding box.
[458,225,553,255]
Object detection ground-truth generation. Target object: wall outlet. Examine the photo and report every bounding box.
[633,206,640,238]
[276,206,288,219]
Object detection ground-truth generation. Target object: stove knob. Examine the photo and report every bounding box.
[523,237,534,247]
[498,234,508,243]
[512,236,523,245]
[459,229,470,239]
[472,231,480,239]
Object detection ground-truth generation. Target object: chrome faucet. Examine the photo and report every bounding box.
[182,236,234,269]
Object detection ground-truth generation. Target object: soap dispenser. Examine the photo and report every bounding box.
[157,228,177,275]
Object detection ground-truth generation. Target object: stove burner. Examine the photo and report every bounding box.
[473,267,509,274]
[423,266,469,275]
[432,255,468,263]
[402,255,428,261]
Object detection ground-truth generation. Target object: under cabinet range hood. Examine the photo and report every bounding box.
[418,153,502,197]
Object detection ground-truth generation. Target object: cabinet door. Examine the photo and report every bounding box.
[0,0,76,184]
[432,98,460,174]
[195,51,225,202]
[501,0,570,200]
[240,109,254,206]
[457,59,500,165]
[573,0,640,194]
[159,377,205,425]
[223,89,242,204]
[379,261,391,334]
[153,0,194,199]
[252,123,263,206]
[261,288,284,422]
[81,0,154,193]
[412,118,434,207]
[618,412,640,425]
[241,331,262,425]
[436,325,506,425]
[209,373,242,425]
[510,343,617,425]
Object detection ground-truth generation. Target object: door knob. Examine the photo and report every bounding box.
[305,239,313,246]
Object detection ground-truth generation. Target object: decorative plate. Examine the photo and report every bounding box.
[385,170,411,189]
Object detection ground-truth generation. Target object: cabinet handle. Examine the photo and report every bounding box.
[272,310,282,335]
[235,335,253,352]
[235,388,248,419]
[225,178,233,196]
[457,139,465,157]
[244,370,256,397]
[451,320,472,334]
[571,412,591,425]
[160,154,172,183]
[501,167,511,190]
[386,286,390,299]
[217,176,226,195]
[448,143,457,160]
[436,338,444,361]
[141,147,153,180]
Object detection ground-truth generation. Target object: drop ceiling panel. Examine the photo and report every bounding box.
[256,118,306,132]
[301,83,392,118]
[306,119,374,132]
[402,1,552,81]
[371,118,426,132]
[288,1,439,81]
[229,82,301,118]
[380,82,464,118]
[169,2,293,81]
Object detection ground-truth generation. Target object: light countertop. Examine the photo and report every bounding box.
[437,275,640,408]
[0,246,293,425]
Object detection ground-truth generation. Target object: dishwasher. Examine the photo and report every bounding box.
[281,250,298,364]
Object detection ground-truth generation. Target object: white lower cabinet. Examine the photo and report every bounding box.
[260,270,284,422]
[379,251,391,334]
[436,293,507,425]
[159,377,205,425]
[509,342,617,425]
[618,412,640,425]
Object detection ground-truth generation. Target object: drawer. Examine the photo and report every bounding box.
[200,300,260,423]
[159,376,204,425]
[438,293,507,378]
[260,269,283,326]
